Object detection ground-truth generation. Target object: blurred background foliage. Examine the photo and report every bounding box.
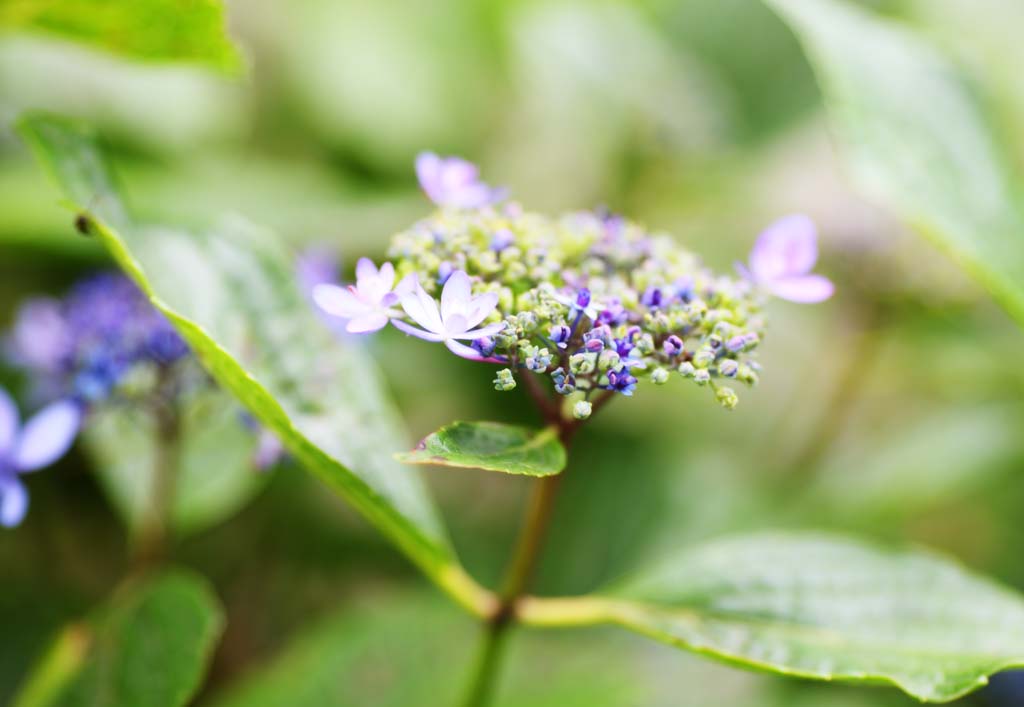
[1,0,1023,704]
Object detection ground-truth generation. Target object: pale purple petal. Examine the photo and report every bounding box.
[440,158,479,191]
[0,476,28,528]
[313,284,368,318]
[377,262,396,290]
[415,152,445,203]
[391,319,445,342]
[13,400,81,473]
[445,338,485,359]
[295,247,340,297]
[749,214,818,281]
[345,312,390,333]
[768,274,835,303]
[355,257,378,282]
[455,321,506,340]
[464,292,499,330]
[0,387,19,457]
[400,282,444,333]
[440,271,471,322]
[393,273,418,298]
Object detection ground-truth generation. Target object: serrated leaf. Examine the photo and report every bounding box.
[12,570,223,707]
[397,421,566,477]
[764,0,1024,327]
[0,0,241,72]
[519,532,1024,702]
[84,389,268,537]
[18,115,491,616]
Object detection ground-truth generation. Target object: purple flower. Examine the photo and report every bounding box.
[6,274,190,404]
[394,270,505,358]
[640,286,664,309]
[554,288,601,321]
[472,337,496,357]
[549,324,571,348]
[605,369,638,396]
[0,387,81,527]
[490,230,515,252]
[739,215,834,303]
[313,258,417,334]
[254,429,286,471]
[663,335,684,358]
[415,152,506,209]
[437,261,455,285]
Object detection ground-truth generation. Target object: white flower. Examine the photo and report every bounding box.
[393,270,505,358]
[312,258,416,333]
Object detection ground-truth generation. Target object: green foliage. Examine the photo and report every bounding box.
[398,421,567,477]
[13,571,223,707]
[765,0,1024,327]
[207,594,644,707]
[17,115,492,616]
[0,0,241,71]
[83,389,267,537]
[521,532,1024,702]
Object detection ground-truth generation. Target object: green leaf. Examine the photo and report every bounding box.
[764,0,1024,328]
[207,593,645,707]
[18,115,492,617]
[397,421,567,477]
[12,570,223,707]
[519,532,1024,702]
[0,0,241,71]
[84,388,268,538]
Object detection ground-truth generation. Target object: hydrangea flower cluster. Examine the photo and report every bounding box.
[2,272,286,527]
[314,153,833,417]
[6,273,190,406]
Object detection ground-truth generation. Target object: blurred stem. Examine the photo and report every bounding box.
[460,383,579,707]
[132,394,181,568]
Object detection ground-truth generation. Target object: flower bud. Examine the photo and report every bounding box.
[718,359,739,378]
[597,349,621,371]
[650,367,669,385]
[493,368,517,391]
[715,385,739,409]
[573,400,592,420]
[693,369,711,386]
[677,361,696,378]
[472,337,496,357]
[663,335,684,358]
[569,352,597,375]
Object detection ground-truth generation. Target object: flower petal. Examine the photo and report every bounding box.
[377,262,396,290]
[444,338,485,359]
[313,284,368,318]
[749,214,818,281]
[0,387,19,457]
[401,281,444,333]
[0,475,28,528]
[355,257,378,282]
[345,312,390,333]
[393,273,418,298]
[392,319,445,342]
[415,152,444,203]
[13,400,81,473]
[768,274,835,303]
[464,292,499,330]
[440,270,471,322]
[455,321,506,340]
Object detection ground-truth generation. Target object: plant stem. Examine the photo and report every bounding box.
[133,398,181,568]
[460,410,574,706]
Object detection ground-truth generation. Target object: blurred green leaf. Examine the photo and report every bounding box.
[207,593,644,707]
[397,421,566,477]
[765,0,1024,327]
[13,570,223,707]
[520,532,1024,702]
[84,388,267,538]
[0,0,240,71]
[18,115,493,616]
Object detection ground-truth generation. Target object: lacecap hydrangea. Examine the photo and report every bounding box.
[314,153,832,416]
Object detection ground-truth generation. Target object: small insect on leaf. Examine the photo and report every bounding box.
[74,213,92,236]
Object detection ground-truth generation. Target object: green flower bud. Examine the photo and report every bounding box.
[715,385,739,409]
[677,361,696,377]
[570,352,597,375]
[650,367,670,385]
[493,368,517,391]
[597,349,621,371]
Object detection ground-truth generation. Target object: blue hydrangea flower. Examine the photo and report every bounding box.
[6,273,189,405]
[0,387,80,527]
